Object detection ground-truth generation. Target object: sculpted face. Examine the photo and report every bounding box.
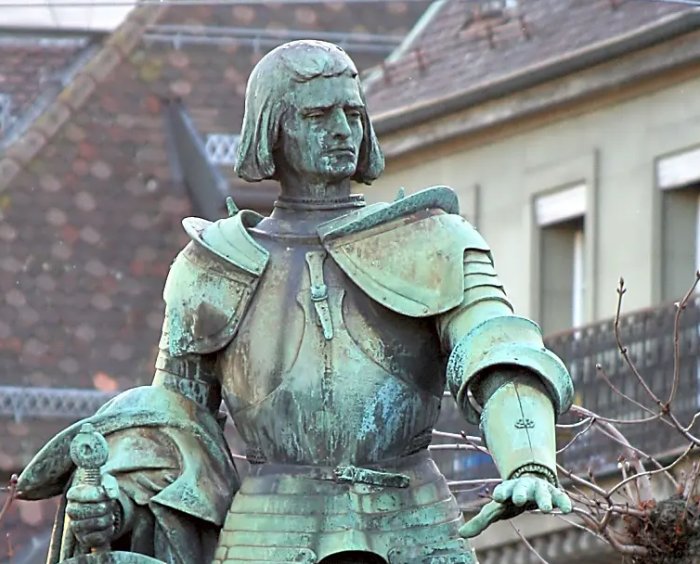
[279,74,365,184]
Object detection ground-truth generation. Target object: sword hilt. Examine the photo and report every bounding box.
[69,423,111,554]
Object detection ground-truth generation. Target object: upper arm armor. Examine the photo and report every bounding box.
[446,315,574,424]
[318,186,488,317]
[162,211,269,357]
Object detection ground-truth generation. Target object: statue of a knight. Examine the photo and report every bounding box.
[17,40,573,564]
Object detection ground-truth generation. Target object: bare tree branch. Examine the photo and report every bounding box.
[509,522,550,564]
[668,271,700,407]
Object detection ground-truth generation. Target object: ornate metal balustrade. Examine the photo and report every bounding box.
[5,297,700,505]
[435,295,700,503]
[0,386,117,422]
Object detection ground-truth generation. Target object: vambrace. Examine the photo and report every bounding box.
[152,350,222,414]
[446,315,573,425]
[480,373,558,484]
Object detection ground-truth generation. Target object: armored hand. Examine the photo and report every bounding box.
[459,372,572,538]
[65,423,121,551]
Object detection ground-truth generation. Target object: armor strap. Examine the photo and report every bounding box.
[305,251,334,340]
[249,462,410,488]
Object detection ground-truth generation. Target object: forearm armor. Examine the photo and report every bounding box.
[479,372,558,484]
[153,350,222,414]
[439,248,572,424]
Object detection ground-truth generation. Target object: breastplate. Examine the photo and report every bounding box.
[219,225,446,466]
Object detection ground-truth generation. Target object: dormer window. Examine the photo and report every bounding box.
[476,0,518,17]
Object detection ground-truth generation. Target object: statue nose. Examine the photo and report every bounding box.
[330,109,351,138]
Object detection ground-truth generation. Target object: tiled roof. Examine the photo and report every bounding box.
[0,2,430,475]
[0,31,99,143]
[0,4,175,471]
[146,1,431,195]
[365,0,699,123]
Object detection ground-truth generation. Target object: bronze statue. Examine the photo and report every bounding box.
[17,40,573,564]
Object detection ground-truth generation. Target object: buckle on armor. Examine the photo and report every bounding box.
[333,465,410,488]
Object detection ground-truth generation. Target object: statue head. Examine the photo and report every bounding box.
[235,40,384,189]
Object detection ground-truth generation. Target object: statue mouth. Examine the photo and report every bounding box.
[327,147,356,157]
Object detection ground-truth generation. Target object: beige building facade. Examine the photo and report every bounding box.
[365,1,700,336]
[364,1,700,561]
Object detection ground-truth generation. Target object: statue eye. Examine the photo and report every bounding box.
[345,108,362,119]
[305,109,326,119]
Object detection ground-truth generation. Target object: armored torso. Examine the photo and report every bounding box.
[219,204,445,467]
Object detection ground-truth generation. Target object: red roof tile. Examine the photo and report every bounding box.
[0,2,430,474]
[0,32,98,141]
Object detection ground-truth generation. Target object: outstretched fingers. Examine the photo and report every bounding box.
[534,480,552,512]
[550,486,573,514]
[492,480,515,503]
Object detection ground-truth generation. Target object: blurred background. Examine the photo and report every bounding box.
[1,0,700,562]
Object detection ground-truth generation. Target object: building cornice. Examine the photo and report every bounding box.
[375,25,700,160]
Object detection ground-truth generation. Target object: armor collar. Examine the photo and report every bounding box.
[252,195,366,241]
[274,193,365,211]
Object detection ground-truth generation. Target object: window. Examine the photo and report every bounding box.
[660,184,700,301]
[205,133,240,166]
[536,184,587,334]
[658,147,700,301]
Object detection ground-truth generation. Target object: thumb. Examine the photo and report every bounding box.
[459,500,506,538]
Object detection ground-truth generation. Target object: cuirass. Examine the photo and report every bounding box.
[218,221,446,466]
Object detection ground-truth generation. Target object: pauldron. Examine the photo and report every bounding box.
[161,211,269,357]
[318,186,489,317]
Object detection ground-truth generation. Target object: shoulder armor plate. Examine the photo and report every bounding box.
[165,213,269,356]
[319,187,489,317]
[317,185,458,240]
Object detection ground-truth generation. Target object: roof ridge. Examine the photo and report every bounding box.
[0,4,164,193]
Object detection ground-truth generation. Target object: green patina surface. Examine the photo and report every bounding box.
[17,40,573,564]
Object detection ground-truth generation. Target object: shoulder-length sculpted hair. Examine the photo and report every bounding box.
[235,40,385,185]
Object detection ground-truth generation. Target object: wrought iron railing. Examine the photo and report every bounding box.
[435,295,700,502]
[0,386,117,422]
[5,297,700,505]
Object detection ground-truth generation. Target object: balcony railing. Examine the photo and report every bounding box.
[5,297,700,506]
[435,295,700,503]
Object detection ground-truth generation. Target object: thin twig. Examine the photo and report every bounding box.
[429,443,482,451]
[557,417,595,454]
[557,417,595,429]
[683,461,700,510]
[595,362,660,420]
[460,430,491,456]
[614,278,666,410]
[557,463,608,498]
[433,430,483,442]
[668,271,700,407]
[509,522,549,564]
[684,411,700,433]
[0,474,18,527]
[573,507,648,556]
[554,513,609,545]
[447,478,501,487]
[607,442,695,498]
